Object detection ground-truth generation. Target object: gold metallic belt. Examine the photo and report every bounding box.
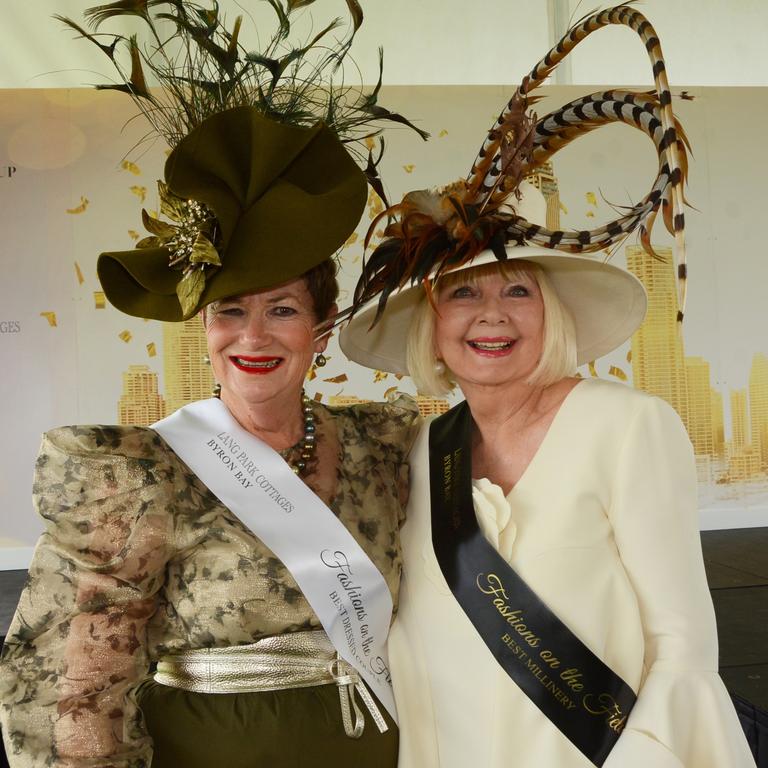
[154,630,388,739]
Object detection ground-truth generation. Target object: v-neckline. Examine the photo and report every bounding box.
[473,378,587,499]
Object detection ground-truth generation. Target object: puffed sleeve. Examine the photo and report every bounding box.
[604,397,755,767]
[0,426,176,768]
[348,394,422,522]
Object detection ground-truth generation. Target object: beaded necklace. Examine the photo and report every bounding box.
[279,392,316,475]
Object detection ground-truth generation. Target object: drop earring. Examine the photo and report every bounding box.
[434,359,446,375]
[315,353,327,368]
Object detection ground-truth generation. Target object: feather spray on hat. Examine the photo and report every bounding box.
[56,0,428,320]
[346,4,689,330]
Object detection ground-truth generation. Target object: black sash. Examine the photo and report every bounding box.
[429,402,637,766]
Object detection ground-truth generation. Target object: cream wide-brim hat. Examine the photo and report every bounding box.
[339,183,647,372]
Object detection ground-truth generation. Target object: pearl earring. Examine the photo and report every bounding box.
[434,359,446,375]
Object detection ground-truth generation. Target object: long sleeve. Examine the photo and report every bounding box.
[0,426,176,768]
[604,396,755,767]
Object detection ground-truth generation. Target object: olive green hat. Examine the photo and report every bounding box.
[60,0,427,322]
[97,106,367,321]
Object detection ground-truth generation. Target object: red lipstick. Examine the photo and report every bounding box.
[229,355,283,374]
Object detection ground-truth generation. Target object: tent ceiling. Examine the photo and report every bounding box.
[1,0,766,89]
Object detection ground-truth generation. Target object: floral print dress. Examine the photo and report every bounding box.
[0,397,419,768]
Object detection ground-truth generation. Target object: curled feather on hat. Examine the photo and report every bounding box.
[346,4,690,331]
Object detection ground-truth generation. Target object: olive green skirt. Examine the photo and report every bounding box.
[137,679,398,768]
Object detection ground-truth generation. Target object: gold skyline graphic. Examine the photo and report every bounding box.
[626,245,690,432]
[163,318,215,414]
[627,244,767,482]
[118,365,166,425]
[118,318,212,425]
[749,353,768,466]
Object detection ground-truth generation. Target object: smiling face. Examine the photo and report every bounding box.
[203,277,330,411]
[433,264,545,391]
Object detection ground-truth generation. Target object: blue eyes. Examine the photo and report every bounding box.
[449,284,529,299]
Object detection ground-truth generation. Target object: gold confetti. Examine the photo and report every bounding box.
[74,262,84,285]
[119,330,133,343]
[394,373,405,380]
[149,209,159,219]
[588,361,598,377]
[609,365,628,382]
[368,195,384,218]
[586,191,597,207]
[128,229,140,240]
[121,160,141,175]
[306,366,317,381]
[626,350,632,363]
[323,373,348,384]
[66,196,89,214]
[403,164,415,173]
[439,129,448,137]
[344,232,358,246]
[314,391,323,402]
[364,136,376,151]
[586,210,595,218]
[93,291,106,309]
[374,370,389,383]
[559,201,568,215]
[40,311,57,327]
[130,185,147,202]
[147,342,157,357]
[384,386,399,400]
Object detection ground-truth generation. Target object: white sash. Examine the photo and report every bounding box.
[152,398,397,722]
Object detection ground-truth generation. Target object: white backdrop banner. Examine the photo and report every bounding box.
[2,85,768,568]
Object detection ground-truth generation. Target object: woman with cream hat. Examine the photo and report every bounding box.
[341,6,754,767]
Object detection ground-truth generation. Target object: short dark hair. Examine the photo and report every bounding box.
[303,258,339,321]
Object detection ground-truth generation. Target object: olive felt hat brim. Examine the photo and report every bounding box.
[97,106,368,321]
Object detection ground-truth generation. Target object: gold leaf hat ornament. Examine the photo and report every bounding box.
[58,0,427,322]
[340,4,688,371]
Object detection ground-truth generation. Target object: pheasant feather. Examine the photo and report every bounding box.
[351,4,689,328]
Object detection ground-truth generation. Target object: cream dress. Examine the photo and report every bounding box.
[389,378,755,768]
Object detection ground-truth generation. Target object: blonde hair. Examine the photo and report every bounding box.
[406,260,577,396]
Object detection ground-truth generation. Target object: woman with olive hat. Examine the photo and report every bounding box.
[341,6,754,767]
[0,3,425,767]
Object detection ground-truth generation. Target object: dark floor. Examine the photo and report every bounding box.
[0,529,766,709]
[702,528,768,710]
